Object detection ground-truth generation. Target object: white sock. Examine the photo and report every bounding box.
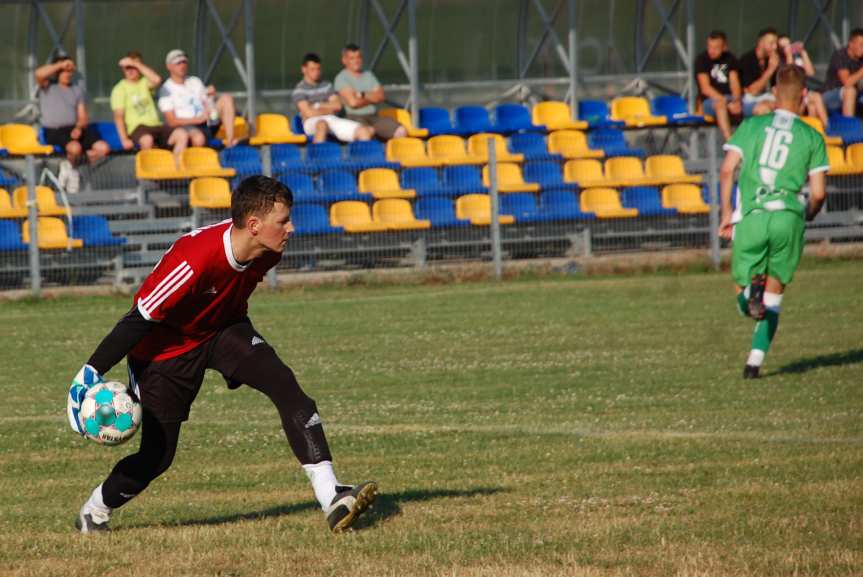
[747,349,766,367]
[763,292,783,309]
[83,483,111,523]
[303,461,339,511]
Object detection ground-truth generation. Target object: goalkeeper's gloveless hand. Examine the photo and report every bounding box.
[67,364,103,435]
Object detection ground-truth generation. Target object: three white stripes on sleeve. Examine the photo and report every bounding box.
[137,261,194,320]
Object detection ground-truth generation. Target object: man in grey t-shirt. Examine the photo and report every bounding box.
[333,44,406,141]
[293,53,372,143]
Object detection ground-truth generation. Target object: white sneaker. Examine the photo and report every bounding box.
[58,160,80,194]
[75,503,111,533]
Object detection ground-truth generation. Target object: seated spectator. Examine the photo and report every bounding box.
[334,44,407,141]
[695,30,742,140]
[110,51,189,165]
[739,27,780,116]
[35,51,110,193]
[157,49,238,148]
[822,28,863,118]
[293,53,373,143]
[777,35,830,128]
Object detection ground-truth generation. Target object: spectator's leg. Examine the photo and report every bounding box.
[216,94,236,146]
[807,92,830,129]
[66,140,83,165]
[842,86,857,118]
[711,96,732,140]
[138,134,155,150]
[168,128,190,168]
[752,101,773,116]
[355,126,374,141]
[313,120,329,144]
[87,140,110,163]
[393,125,408,138]
[188,127,206,148]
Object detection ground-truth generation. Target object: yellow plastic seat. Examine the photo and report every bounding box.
[358,169,416,199]
[181,147,236,178]
[214,116,250,144]
[135,149,187,180]
[13,186,66,216]
[662,184,710,214]
[610,97,668,128]
[248,113,306,145]
[645,155,703,184]
[532,102,588,131]
[372,199,431,230]
[845,143,863,171]
[329,201,389,233]
[580,187,638,218]
[189,177,232,209]
[826,146,859,175]
[482,163,540,193]
[455,194,515,226]
[428,135,484,166]
[0,124,54,155]
[379,108,428,138]
[22,217,82,249]
[800,116,842,146]
[563,159,607,188]
[604,156,655,186]
[386,137,441,167]
[466,133,525,163]
[547,130,604,159]
[0,188,27,218]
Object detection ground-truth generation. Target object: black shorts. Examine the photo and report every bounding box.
[128,320,274,423]
[130,124,175,148]
[42,125,101,152]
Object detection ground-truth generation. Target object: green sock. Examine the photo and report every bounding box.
[736,291,750,317]
[751,309,780,353]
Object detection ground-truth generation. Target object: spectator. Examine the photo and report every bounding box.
[293,53,373,143]
[739,27,780,116]
[777,35,830,128]
[110,51,189,165]
[695,30,742,140]
[822,28,863,118]
[334,44,407,141]
[157,49,238,148]
[35,52,110,193]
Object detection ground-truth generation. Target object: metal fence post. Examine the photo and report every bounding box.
[261,144,278,289]
[487,137,502,281]
[707,127,721,271]
[25,154,41,298]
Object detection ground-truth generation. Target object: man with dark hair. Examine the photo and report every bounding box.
[67,175,377,534]
[293,52,373,143]
[695,30,742,139]
[822,28,863,117]
[719,64,828,378]
[739,27,781,116]
[334,44,407,140]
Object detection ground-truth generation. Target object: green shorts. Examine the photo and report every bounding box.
[731,210,805,287]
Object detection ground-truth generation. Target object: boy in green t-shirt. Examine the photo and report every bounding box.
[718,64,829,379]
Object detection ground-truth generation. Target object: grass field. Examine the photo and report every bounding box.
[1,260,861,577]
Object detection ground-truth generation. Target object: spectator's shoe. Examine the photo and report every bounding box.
[58,160,80,194]
[743,364,761,379]
[326,481,378,533]
[747,274,767,320]
[75,506,110,533]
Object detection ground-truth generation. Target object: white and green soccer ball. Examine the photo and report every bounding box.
[79,381,142,446]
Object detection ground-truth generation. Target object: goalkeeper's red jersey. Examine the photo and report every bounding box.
[130,219,279,362]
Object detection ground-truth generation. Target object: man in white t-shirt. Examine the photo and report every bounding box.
[157,49,238,147]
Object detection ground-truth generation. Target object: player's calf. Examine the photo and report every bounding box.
[744,291,783,378]
[747,274,767,320]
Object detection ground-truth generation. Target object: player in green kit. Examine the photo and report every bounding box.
[718,64,829,378]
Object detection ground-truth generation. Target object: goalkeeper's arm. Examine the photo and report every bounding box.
[86,306,155,375]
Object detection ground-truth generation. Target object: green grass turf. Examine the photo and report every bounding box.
[0,260,861,577]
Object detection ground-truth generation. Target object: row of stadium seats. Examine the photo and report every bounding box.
[0,214,125,251]
[827,143,863,175]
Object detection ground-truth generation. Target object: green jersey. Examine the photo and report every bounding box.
[724,109,829,220]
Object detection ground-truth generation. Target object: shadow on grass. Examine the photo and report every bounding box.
[771,348,863,376]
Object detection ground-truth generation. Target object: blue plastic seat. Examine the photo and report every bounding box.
[415,197,470,228]
[523,161,577,192]
[292,203,343,235]
[587,128,646,158]
[70,215,127,246]
[442,165,488,195]
[651,95,706,125]
[827,115,863,145]
[509,133,562,162]
[538,190,594,221]
[292,114,306,137]
[88,122,124,152]
[220,145,262,175]
[419,107,464,136]
[279,172,318,203]
[501,193,546,223]
[271,144,309,173]
[318,169,363,202]
[347,141,398,170]
[401,167,448,197]
[0,220,27,251]
[620,186,677,216]
[455,106,494,135]
[0,167,19,188]
[578,100,626,128]
[493,104,544,134]
[307,142,343,170]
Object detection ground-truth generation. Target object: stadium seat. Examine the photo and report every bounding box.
[136,149,186,179]
[0,188,27,218]
[415,197,470,227]
[577,100,626,128]
[419,107,463,136]
[493,103,544,134]
[88,121,124,152]
[292,203,343,235]
[0,124,53,155]
[523,161,578,192]
[212,116,250,147]
[181,147,236,178]
[610,97,667,128]
[318,170,364,202]
[580,187,638,218]
[347,141,398,170]
[645,155,703,184]
[271,143,308,173]
[386,137,441,167]
[501,193,546,223]
[373,198,431,230]
[604,156,654,186]
[70,215,126,246]
[651,95,707,125]
[0,166,19,188]
[428,135,484,165]
[442,165,488,195]
[826,115,863,145]
[279,172,318,203]
[547,130,604,160]
[379,108,428,138]
[538,190,594,221]
[620,186,676,216]
[13,186,66,216]
[306,142,343,170]
[509,133,563,162]
[466,133,525,163]
[358,168,416,199]
[250,113,307,145]
[801,116,842,146]
[329,201,389,233]
[455,106,495,135]
[220,145,262,176]
[531,101,588,131]
[401,167,448,197]
[455,194,515,226]
[482,163,540,193]
[189,177,231,208]
[588,128,645,157]
[845,143,863,171]
[22,217,83,249]
[0,219,27,251]
[661,184,710,214]
[563,159,607,188]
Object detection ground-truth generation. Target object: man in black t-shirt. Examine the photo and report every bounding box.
[822,28,863,117]
[695,30,742,140]
[739,27,780,116]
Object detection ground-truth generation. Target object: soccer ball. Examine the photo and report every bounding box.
[79,381,142,446]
